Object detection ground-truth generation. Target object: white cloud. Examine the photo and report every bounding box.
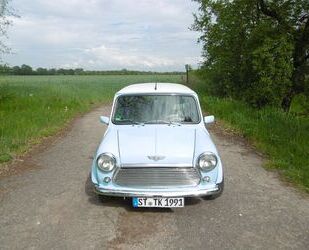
[4,0,202,71]
[84,44,177,68]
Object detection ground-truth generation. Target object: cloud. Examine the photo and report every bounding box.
[4,0,202,71]
[84,44,177,69]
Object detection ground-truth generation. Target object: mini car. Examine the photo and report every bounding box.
[91,83,224,208]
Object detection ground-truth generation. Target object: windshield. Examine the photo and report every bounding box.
[112,95,200,124]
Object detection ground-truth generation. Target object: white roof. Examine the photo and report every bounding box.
[116,83,196,95]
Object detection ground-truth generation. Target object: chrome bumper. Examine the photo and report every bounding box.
[93,182,223,198]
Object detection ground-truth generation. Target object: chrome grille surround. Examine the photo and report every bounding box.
[113,167,201,188]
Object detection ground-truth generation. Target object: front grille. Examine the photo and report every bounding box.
[114,167,200,187]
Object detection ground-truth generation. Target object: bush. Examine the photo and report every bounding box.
[200,95,309,192]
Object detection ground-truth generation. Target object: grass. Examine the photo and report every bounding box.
[0,75,182,163]
[2,74,307,191]
[192,82,309,192]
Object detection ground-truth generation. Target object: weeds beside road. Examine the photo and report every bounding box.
[199,95,309,192]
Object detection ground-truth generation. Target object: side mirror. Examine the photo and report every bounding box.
[100,116,109,125]
[204,115,215,124]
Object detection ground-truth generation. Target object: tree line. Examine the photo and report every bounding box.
[193,0,308,111]
[0,64,183,76]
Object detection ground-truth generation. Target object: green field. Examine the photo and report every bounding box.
[0,75,182,163]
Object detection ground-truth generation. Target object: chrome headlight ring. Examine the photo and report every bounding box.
[197,152,218,172]
[97,153,116,172]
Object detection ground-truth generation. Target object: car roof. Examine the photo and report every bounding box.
[116,83,197,95]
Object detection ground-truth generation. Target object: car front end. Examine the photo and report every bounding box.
[91,155,224,198]
[91,83,224,207]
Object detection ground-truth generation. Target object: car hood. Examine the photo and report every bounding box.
[117,126,196,166]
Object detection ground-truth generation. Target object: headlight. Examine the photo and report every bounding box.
[198,152,217,172]
[97,153,116,172]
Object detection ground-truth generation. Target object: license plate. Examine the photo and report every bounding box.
[132,197,184,208]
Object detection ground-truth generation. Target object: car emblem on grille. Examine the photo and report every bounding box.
[147,155,166,161]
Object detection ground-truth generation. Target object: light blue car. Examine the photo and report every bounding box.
[91,83,224,208]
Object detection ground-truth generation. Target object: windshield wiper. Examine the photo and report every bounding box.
[168,121,181,126]
[144,120,168,124]
[118,119,144,126]
[144,120,181,126]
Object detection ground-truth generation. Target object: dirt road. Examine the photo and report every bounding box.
[1,105,308,249]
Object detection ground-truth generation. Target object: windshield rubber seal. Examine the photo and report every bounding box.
[110,93,202,125]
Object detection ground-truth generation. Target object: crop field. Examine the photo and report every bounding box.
[0,75,183,163]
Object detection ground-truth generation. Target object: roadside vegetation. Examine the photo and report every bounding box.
[0,75,182,164]
[191,1,308,191]
[190,73,309,192]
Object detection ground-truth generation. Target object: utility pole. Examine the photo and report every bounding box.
[185,64,189,84]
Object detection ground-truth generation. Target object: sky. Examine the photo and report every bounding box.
[3,0,202,71]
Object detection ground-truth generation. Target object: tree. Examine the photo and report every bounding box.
[258,0,309,111]
[193,0,308,111]
[192,0,267,100]
[0,63,8,73]
[48,68,56,75]
[11,65,20,74]
[74,68,84,75]
[19,64,33,75]
[36,67,48,75]
[0,0,16,59]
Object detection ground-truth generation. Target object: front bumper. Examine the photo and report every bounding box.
[93,181,223,198]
